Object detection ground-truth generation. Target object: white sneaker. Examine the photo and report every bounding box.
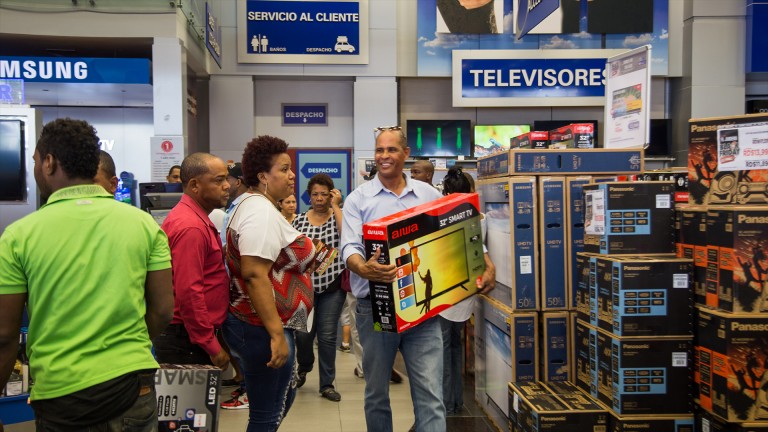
[220,391,249,410]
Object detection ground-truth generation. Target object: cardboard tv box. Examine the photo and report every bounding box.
[509,148,644,175]
[677,206,708,306]
[478,177,539,310]
[607,412,694,432]
[539,177,568,310]
[156,364,221,432]
[583,181,676,255]
[697,308,768,422]
[596,255,694,337]
[697,406,768,432]
[509,381,608,432]
[687,114,768,205]
[709,206,768,313]
[596,329,693,415]
[363,193,485,333]
[477,152,510,179]
[549,123,596,149]
[540,312,570,382]
[574,318,599,400]
[567,177,593,309]
[511,131,549,149]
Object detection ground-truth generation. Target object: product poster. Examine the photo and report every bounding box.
[717,124,768,171]
[603,46,651,149]
[584,189,604,235]
[150,136,184,182]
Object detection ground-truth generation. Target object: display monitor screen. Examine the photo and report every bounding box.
[0,120,25,201]
[474,125,531,158]
[406,120,472,158]
[410,228,469,307]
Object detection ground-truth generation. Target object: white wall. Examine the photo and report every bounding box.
[39,107,154,185]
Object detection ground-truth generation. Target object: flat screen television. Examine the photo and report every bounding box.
[474,125,531,158]
[0,119,25,201]
[406,120,472,158]
[647,119,671,156]
[533,120,599,146]
[139,182,182,211]
[410,228,470,308]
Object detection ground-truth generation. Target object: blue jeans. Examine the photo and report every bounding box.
[222,313,297,432]
[439,316,465,414]
[295,288,346,390]
[356,298,446,432]
[34,388,157,432]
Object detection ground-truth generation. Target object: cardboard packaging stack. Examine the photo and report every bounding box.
[156,364,221,432]
[682,114,768,430]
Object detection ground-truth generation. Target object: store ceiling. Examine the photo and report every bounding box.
[1,34,155,107]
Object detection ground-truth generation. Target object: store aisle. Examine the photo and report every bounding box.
[218,346,496,431]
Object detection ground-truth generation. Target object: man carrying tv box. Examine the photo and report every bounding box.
[341,125,495,432]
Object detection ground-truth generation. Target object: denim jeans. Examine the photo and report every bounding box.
[356,298,445,432]
[295,288,346,391]
[439,316,465,414]
[34,388,157,432]
[222,313,297,432]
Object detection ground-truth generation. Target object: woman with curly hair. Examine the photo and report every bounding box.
[221,135,315,431]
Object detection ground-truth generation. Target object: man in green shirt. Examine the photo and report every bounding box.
[0,118,174,431]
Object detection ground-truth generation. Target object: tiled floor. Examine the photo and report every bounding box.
[218,347,497,431]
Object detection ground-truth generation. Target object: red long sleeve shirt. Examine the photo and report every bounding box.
[161,194,229,357]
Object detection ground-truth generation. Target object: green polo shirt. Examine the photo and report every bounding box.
[0,184,171,400]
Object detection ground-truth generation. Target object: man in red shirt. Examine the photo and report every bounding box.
[155,152,231,370]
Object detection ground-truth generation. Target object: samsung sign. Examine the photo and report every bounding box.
[452,49,626,107]
[0,56,151,84]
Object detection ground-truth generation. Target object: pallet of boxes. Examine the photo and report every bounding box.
[682,113,768,432]
[474,137,662,431]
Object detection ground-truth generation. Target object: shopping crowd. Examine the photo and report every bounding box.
[0,118,495,432]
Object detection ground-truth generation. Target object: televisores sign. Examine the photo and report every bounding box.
[452,49,626,107]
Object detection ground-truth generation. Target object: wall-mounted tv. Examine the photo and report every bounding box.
[411,228,470,309]
[533,120,599,146]
[474,125,531,158]
[0,119,25,202]
[406,120,472,158]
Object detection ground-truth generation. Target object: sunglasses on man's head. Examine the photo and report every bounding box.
[373,125,403,139]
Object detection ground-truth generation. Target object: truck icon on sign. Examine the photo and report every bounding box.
[334,36,355,53]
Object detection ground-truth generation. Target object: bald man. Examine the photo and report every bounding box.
[410,160,435,186]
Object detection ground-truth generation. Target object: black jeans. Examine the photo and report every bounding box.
[153,324,212,365]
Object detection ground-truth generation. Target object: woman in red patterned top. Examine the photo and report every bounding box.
[222,135,315,431]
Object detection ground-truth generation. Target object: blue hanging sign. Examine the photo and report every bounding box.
[452,49,626,107]
[282,104,328,126]
[206,3,223,68]
[0,56,150,84]
[237,0,368,64]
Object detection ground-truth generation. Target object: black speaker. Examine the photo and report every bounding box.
[646,119,670,156]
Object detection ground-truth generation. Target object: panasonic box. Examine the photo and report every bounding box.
[596,330,693,415]
[363,193,484,333]
[687,114,768,205]
[697,308,768,422]
[509,381,608,432]
[710,206,768,313]
[539,177,568,310]
[541,312,570,382]
[478,177,538,310]
[549,123,596,149]
[596,255,693,337]
[677,206,708,306]
[567,177,592,309]
[574,319,599,400]
[575,252,601,327]
[583,181,676,255]
[608,413,694,432]
[511,131,549,149]
[156,364,221,432]
[697,407,768,432]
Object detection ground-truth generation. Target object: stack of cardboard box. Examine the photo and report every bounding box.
[683,113,768,429]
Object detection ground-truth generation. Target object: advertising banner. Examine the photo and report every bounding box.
[452,49,625,107]
[717,124,768,171]
[0,57,150,84]
[237,0,368,64]
[603,46,651,149]
[515,0,560,39]
[295,149,351,214]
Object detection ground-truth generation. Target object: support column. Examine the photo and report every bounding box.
[353,76,398,184]
[152,37,188,152]
[671,0,746,163]
[208,75,255,163]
